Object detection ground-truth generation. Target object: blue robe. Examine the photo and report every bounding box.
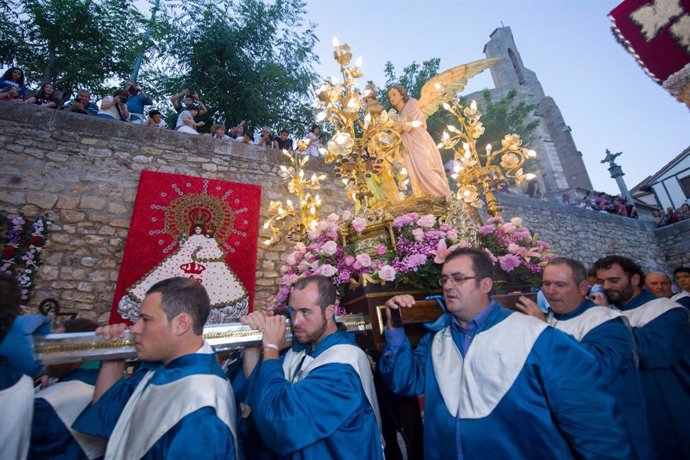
[615,290,690,459]
[246,331,383,460]
[73,351,236,460]
[379,301,632,460]
[0,315,52,378]
[550,300,652,459]
[30,366,100,460]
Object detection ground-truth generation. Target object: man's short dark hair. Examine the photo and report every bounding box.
[547,257,587,284]
[148,109,161,118]
[444,247,494,281]
[592,255,644,287]
[673,266,690,277]
[291,275,337,313]
[145,277,210,335]
[0,272,21,342]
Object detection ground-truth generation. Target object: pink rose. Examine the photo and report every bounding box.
[356,253,372,268]
[447,229,458,240]
[352,217,367,233]
[417,214,436,228]
[319,240,338,256]
[378,265,396,281]
[412,228,425,242]
[342,210,352,221]
[327,213,340,222]
[318,264,337,277]
[344,255,355,266]
[376,244,387,256]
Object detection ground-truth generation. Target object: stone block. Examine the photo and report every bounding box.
[81,256,98,267]
[86,147,113,158]
[27,192,58,209]
[61,210,86,223]
[0,191,26,206]
[80,196,106,210]
[108,203,128,214]
[55,196,80,210]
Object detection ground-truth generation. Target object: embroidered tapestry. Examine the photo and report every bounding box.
[110,170,261,324]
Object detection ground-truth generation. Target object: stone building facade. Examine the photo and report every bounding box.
[0,104,686,322]
[465,26,593,196]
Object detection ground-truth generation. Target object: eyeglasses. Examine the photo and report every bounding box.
[437,273,477,287]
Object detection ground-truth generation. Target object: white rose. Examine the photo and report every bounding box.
[378,265,396,282]
[319,240,338,256]
[319,264,337,277]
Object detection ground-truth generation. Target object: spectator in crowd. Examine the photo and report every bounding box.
[275,129,293,150]
[146,109,167,129]
[306,125,321,157]
[175,105,204,134]
[664,207,679,225]
[229,120,247,139]
[210,124,231,141]
[677,203,690,220]
[238,132,254,144]
[170,88,208,117]
[97,89,130,121]
[645,271,690,308]
[614,197,628,217]
[62,90,98,115]
[0,86,24,103]
[0,67,27,98]
[25,82,59,108]
[256,127,275,148]
[124,80,152,124]
[652,207,665,226]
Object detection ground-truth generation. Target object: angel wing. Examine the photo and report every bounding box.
[418,57,501,118]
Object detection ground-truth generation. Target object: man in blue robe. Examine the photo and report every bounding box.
[73,277,237,460]
[239,275,384,459]
[515,257,652,459]
[30,318,106,460]
[594,255,690,459]
[379,247,633,460]
[646,271,690,309]
[0,272,51,459]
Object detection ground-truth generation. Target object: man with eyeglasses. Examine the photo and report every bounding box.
[237,275,384,459]
[378,247,632,460]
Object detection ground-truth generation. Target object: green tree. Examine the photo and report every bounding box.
[148,0,319,135]
[1,0,146,99]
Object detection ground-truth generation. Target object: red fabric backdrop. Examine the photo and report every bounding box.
[610,0,690,83]
[109,170,261,324]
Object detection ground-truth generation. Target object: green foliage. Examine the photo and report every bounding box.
[1,0,146,98]
[463,89,540,151]
[149,0,320,135]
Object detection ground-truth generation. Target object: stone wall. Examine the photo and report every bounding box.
[0,103,348,322]
[1,104,687,322]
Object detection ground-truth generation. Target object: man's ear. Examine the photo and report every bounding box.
[480,277,493,294]
[577,280,590,296]
[325,304,337,321]
[173,313,193,336]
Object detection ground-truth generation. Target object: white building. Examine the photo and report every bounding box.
[631,146,690,210]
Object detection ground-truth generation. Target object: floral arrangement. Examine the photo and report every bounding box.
[273,211,554,309]
[477,216,555,290]
[0,213,51,303]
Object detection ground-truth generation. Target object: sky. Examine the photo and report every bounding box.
[301,0,689,194]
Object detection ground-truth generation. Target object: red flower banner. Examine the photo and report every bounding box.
[109,170,261,324]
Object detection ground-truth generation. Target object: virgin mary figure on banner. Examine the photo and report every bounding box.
[111,171,261,325]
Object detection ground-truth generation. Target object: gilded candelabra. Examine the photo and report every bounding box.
[263,150,326,246]
[315,38,406,213]
[439,100,537,217]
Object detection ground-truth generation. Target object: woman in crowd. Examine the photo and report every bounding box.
[175,105,204,134]
[0,86,24,103]
[25,82,59,108]
[97,89,130,121]
[306,124,321,157]
[0,67,28,98]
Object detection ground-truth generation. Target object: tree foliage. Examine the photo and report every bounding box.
[1,0,146,98]
[147,0,320,134]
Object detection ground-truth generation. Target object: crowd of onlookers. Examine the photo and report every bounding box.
[0,67,324,156]
[653,203,690,227]
[557,190,639,219]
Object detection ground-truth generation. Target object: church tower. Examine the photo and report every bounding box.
[468,26,593,194]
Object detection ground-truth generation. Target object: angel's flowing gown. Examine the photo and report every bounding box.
[400,98,451,197]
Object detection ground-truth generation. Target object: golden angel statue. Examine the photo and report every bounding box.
[387,58,500,198]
